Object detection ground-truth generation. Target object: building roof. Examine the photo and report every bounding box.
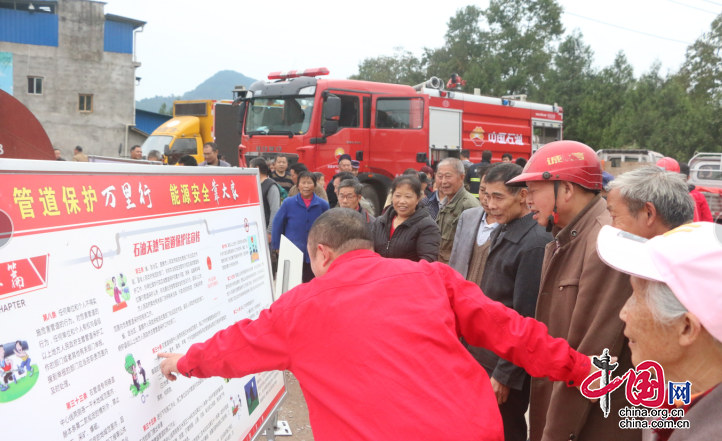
[105,13,146,29]
[135,109,172,136]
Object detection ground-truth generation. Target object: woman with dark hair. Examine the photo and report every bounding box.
[373,176,440,262]
[272,171,330,282]
[418,172,432,198]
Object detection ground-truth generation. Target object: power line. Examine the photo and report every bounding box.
[699,0,722,6]
[665,0,720,14]
[564,12,694,45]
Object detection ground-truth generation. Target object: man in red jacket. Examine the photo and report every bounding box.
[680,162,714,222]
[159,209,595,441]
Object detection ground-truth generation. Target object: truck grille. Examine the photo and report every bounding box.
[174,103,207,117]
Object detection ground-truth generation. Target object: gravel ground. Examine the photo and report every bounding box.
[261,371,314,441]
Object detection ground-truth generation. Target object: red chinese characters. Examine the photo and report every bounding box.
[133,232,200,257]
[582,360,666,408]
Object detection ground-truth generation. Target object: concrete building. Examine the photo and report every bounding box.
[0,0,145,158]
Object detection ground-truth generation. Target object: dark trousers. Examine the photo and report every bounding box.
[270,246,278,277]
[498,374,531,441]
[302,262,315,283]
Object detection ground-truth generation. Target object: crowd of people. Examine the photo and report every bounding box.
[54,142,234,166]
[153,139,717,440]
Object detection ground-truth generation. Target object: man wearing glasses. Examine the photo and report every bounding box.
[337,179,375,224]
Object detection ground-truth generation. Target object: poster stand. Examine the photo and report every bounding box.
[0,159,289,441]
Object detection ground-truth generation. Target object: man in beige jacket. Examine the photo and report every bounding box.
[507,141,639,441]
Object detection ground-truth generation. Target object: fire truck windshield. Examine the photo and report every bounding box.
[246,96,314,135]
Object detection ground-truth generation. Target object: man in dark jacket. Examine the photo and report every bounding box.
[468,163,552,441]
[250,158,281,243]
[326,154,354,207]
[270,154,294,192]
[466,150,493,198]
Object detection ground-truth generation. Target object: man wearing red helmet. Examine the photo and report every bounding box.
[656,156,681,173]
[507,141,638,441]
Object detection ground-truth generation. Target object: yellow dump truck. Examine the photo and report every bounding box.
[140,100,241,165]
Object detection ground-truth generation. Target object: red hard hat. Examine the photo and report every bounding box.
[656,157,680,173]
[507,140,603,190]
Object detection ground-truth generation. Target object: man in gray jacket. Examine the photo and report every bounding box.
[449,163,497,279]
[468,163,552,441]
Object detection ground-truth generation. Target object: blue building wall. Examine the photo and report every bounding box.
[104,20,134,54]
[136,109,172,135]
[0,9,59,47]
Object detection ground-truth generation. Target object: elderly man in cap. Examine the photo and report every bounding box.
[606,166,694,240]
[597,222,722,441]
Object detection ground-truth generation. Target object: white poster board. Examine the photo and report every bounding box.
[273,236,304,301]
[0,159,285,441]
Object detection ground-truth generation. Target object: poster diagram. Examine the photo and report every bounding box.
[0,340,38,403]
[106,273,131,312]
[248,235,260,263]
[0,161,285,441]
[244,376,260,415]
[124,354,149,397]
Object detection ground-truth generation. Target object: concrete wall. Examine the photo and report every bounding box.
[128,129,147,153]
[0,0,138,159]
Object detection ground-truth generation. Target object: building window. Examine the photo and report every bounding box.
[79,94,93,113]
[27,77,43,95]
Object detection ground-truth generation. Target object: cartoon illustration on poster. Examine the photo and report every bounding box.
[244,376,260,415]
[248,235,260,263]
[124,354,149,397]
[0,340,38,403]
[106,273,131,312]
[230,394,243,417]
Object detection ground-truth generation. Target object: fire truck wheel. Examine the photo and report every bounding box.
[361,183,381,217]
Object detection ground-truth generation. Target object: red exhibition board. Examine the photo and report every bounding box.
[0,173,259,237]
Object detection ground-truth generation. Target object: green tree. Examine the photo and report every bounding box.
[601,66,718,159]
[483,0,564,95]
[158,102,172,115]
[349,47,426,86]
[679,14,722,101]
[537,30,594,141]
[124,354,136,374]
[575,52,635,149]
[424,6,485,80]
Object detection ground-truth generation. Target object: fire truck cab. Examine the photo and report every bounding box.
[237,68,562,214]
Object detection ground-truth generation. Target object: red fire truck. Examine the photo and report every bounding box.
[236,68,563,213]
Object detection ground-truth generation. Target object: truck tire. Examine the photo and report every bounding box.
[361,184,382,217]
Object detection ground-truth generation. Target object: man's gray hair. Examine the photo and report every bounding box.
[608,166,694,228]
[337,179,363,195]
[437,157,465,175]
